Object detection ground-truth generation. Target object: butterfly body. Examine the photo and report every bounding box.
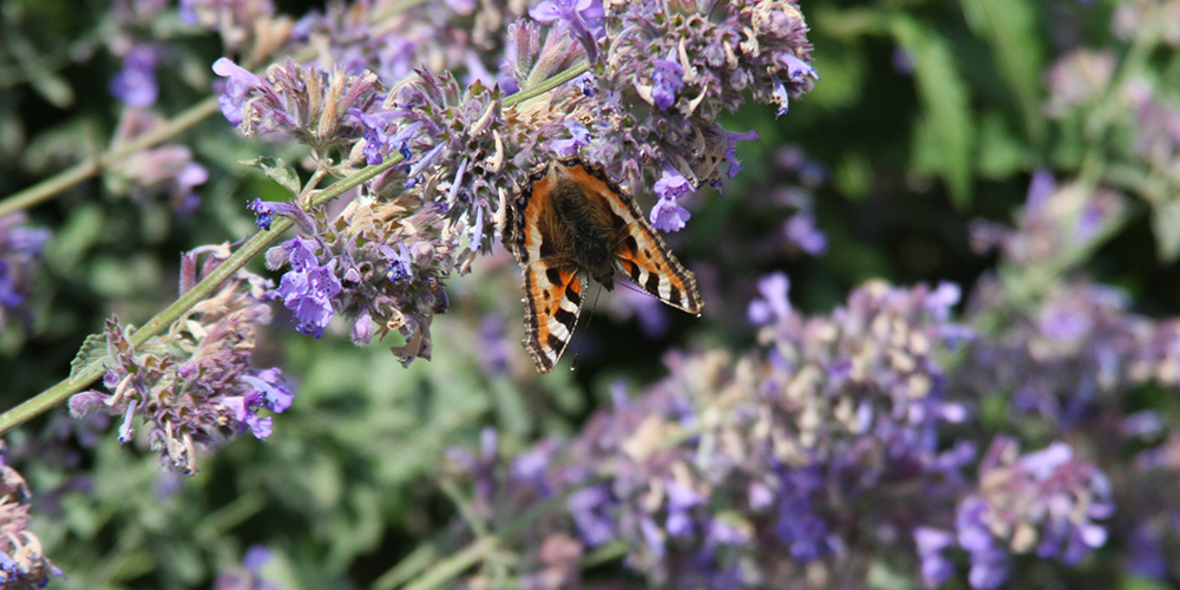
[504,158,703,373]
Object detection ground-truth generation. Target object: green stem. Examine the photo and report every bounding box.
[399,537,499,590]
[0,97,221,219]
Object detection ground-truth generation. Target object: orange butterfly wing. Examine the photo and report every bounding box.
[505,161,587,373]
[560,162,704,315]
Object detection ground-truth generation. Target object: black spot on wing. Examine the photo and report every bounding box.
[554,308,577,330]
[622,234,639,256]
[546,267,564,286]
[546,333,564,353]
[628,262,641,283]
[566,286,581,306]
[644,273,660,296]
[669,286,682,306]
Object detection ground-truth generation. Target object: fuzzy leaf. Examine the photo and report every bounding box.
[958,0,1046,141]
[240,156,302,196]
[892,16,975,209]
[70,331,113,380]
[1152,199,1180,263]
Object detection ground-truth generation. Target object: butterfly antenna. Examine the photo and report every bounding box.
[570,283,605,372]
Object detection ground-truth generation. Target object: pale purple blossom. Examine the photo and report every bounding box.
[650,55,685,110]
[110,45,160,107]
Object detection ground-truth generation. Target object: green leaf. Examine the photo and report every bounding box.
[1119,574,1171,590]
[977,110,1034,179]
[891,16,975,209]
[239,156,303,196]
[1151,199,1180,262]
[835,151,873,203]
[69,331,111,381]
[958,0,1046,142]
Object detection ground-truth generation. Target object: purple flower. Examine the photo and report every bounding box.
[724,129,759,179]
[0,214,50,329]
[270,238,341,339]
[1026,168,1056,210]
[1127,522,1168,580]
[239,368,295,413]
[0,443,63,587]
[110,45,159,107]
[747,272,791,326]
[567,485,615,547]
[549,120,590,157]
[651,55,685,110]
[382,243,414,282]
[914,527,955,588]
[213,544,281,590]
[924,281,961,321]
[771,76,791,118]
[529,0,605,64]
[219,394,273,439]
[783,211,827,256]
[649,197,691,233]
[212,57,265,127]
[653,168,692,201]
[242,546,272,573]
[0,262,22,309]
[248,198,315,233]
[664,480,703,537]
[649,169,694,232]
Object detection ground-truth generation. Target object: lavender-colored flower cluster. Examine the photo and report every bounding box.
[560,0,819,231]
[68,245,294,474]
[0,442,62,589]
[291,0,517,87]
[210,0,818,368]
[921,437,1113,590]
[0,214,50,333]
[257,195,455,364]
[213,57,383,156]
[447,279,1021,588]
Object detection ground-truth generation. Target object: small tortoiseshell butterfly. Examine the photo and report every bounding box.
[503,158,704,373]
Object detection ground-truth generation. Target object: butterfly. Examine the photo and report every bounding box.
[502,157,704,373]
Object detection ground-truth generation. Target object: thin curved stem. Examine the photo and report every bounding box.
[0,97,222,219]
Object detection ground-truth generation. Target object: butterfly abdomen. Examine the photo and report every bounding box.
[550,177,617,288]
